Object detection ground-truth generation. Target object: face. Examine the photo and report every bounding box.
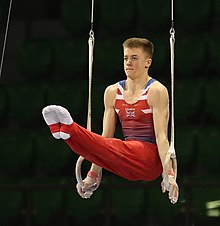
[123,47,152,80]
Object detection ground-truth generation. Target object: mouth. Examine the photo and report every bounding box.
[126,68,133,71]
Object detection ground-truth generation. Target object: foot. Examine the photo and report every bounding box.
[42,105,74,140]
[42,105,61,139]
[53,105,74,139]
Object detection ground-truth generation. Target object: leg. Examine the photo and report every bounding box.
[42,105,162,181]
[42,105,61,139]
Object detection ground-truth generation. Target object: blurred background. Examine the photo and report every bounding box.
[0,0,219,225]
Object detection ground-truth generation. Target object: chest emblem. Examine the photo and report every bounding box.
[125,108,136,118]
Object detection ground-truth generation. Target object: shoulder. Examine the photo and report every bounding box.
[148,81,169,107]
[104,82,118,95]
[104,82,118,107]
[149,80,168,95]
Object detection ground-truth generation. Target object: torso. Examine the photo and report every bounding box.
[123,87,145,105]
[114,78,156,143]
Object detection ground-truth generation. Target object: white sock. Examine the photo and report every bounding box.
[55,106,73,125]
[42,105,61,139]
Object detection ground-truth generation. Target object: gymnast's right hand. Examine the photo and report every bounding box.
[76,176,96,199]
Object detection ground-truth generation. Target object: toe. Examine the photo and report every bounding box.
[42,105,60,125]
[55,106,73,125]
[42,105,61,139]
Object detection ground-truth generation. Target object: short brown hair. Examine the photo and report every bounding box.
[123,37,154,58]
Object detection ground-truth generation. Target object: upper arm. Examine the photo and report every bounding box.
[102,83,118,138]
[148,82,170,162]
[148,82,169,139]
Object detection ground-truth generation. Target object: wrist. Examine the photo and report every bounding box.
[167,169,176,181]
[167,169,175,176]
[87,171,99,183]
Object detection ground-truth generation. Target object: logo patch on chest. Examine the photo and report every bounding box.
[125,108,136,118]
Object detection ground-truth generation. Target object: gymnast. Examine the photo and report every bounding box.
[42,37,179,204]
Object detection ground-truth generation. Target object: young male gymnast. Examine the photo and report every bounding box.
[42,37,179,204]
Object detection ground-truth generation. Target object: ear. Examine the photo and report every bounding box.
[145,59,152,68]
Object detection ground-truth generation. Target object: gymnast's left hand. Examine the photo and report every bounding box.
[161,174,179,204]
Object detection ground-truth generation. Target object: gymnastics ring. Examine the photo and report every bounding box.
[75,156,102,193]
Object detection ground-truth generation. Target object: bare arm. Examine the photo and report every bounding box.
[102,84,118,137]
[76,84,118,198]
[148,82,171,169]
[148,82,179,203]
[89,83,118,174]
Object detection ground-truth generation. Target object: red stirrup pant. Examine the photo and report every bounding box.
[50,122,163,181]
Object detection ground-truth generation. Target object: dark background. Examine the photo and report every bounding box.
[0,0,219,226]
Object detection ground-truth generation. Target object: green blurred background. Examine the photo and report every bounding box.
[0,0,219,225]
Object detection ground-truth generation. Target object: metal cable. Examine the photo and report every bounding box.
[0,0,13,79]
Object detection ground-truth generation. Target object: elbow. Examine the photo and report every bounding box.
[155,133,168,143]
[155,135,169,148]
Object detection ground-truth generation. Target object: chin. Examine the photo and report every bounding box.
[125,71,133,77]
[126,75,136,81]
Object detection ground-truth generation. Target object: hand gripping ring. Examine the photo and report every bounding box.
[75,156,102,193]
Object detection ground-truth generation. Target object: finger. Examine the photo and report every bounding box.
[169,185,179,204]
[170,185,179,200]
[76,182,94,199]
[170,189,178,204]
[171,197,177,204]
[76,183,82,193]
[76,184,85,198]
[84,190,93,199]
[161,182,166,193]
[173,187,179,202]
[168,184,174,198]
[82,182,91,192]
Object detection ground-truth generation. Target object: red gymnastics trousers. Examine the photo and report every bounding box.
[51,122,163,181]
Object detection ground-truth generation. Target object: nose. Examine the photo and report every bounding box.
[126,58,132,65]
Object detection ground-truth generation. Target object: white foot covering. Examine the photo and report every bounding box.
[54,106,74,140]
[42,105,74,140]
[42,105,61,139]
[54,105,73,125]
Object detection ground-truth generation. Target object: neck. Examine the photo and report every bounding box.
[126,75,151,92]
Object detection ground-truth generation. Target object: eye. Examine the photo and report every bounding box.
[131,56,138,61]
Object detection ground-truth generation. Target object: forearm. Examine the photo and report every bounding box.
[156,137,172,171]
[89,163,102,175]
[89,84,117,176]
